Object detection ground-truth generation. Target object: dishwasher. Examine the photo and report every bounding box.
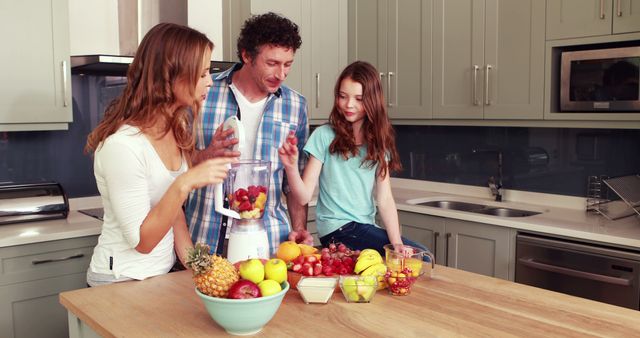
[515,232,640,310]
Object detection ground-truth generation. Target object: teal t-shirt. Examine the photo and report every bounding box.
[303,125,378,237]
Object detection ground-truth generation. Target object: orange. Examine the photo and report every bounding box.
[297,243,318,256]
[276,241,302,263]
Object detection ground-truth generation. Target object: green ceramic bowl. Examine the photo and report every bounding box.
[195,281,290,335]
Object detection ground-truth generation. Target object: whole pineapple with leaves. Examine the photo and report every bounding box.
[186,243,239,298]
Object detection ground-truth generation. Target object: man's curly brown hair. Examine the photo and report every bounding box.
[236,12,302,63]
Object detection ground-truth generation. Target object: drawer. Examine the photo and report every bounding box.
[0,236,98,286]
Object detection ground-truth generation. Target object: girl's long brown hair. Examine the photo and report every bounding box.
[84,23,213,157]
[328,61,402,178]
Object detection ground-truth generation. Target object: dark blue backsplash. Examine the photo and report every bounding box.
[1,74,638,198]
[393,125,640,197]
[0,75,125,198]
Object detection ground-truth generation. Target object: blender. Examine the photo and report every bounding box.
[214,117,271,263]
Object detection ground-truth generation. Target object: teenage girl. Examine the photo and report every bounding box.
[278,61,429,258]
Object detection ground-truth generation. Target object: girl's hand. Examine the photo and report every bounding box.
[278,131,299,171]
[392,243,414,258]
[179,157,235,192]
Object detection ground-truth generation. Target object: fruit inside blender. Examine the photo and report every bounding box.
[228,185,268,219]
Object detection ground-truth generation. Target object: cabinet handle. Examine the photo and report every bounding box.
[445,232,451,266]
[484,64,492,105]
[433,231,439,262]
[387,72,394,107]
[600,0,606,19]
[32,253,84,265]
[315,73,320,109]
[62,60,69,107]
[472,65,480,105]
[617,0,622,16]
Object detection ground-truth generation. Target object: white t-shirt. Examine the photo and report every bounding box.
[230,84,267,159]
[88,125,187,282]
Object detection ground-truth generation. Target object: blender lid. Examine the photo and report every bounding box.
[222,116,246,154]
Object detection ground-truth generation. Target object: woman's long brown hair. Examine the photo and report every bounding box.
[328,61,402,178]
[84,23,213,157]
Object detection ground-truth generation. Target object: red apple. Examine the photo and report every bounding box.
[227,280,262,299]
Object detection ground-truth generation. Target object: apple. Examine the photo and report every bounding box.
[258,279,282,297]
[239,258,265,284]
[264,258,287,284]
[227,280,261,299]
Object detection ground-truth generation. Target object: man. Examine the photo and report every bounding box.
[186,12,313,255]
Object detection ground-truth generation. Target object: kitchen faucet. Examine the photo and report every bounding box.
[487,151,503,202]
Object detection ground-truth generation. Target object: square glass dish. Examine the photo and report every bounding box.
[296,276,338,304]
[339,275,378,303]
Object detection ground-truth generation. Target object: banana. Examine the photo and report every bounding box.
[354,252,383,274]
[360,263,389,290]
[359,249,383,260]
[360,263,387,276]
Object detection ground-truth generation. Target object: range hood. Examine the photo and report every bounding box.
[71,0,237,76]
[71,56,236,77]
[71,55,133,76]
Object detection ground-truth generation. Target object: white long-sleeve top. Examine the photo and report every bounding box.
[88,125,187,281]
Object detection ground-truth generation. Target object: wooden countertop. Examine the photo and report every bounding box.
[60,265,640,337]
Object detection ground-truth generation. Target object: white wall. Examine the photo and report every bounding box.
[69,0,224,59]
[188,0,224,60]
[68,0,119,55]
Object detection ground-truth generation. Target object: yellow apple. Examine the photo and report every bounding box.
[264,258,287,284]
[258,279,282,297]
[239,258,265,284]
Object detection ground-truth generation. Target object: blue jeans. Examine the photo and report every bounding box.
[319,221,432,262]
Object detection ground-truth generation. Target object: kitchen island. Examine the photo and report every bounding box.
[60,265,640,337]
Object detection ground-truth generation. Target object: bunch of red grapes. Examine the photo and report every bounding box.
[318,242,360,276]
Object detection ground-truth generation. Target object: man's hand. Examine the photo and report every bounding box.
[201,124,242,160]
[288,229,314,245]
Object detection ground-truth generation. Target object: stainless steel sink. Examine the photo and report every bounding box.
[470,207,540,217]
[417,200,486,211]
[415,200,541,217]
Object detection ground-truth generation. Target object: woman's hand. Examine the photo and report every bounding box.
[178,157,235,194]
[278,131,299,171]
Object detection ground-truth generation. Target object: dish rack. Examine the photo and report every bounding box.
[587,174,640,220]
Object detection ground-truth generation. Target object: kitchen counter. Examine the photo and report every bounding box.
[4,179,639,250]
[0,196,103,247]
[60,265,640,337]
[390,178,640,249]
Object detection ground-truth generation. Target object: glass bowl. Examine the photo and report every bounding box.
[339,275,378,303]
[296,276,338,304]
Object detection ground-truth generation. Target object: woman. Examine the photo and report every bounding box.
[84,23,233,286]
[278,61,430,259]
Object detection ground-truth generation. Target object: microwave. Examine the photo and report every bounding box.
[560,46,640,112]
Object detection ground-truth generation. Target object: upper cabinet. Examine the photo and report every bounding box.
[547,0,640,40]
[0,0,72,131]
[224,0,348,123]
[348,0,432,119]
[432,0,545,120]
[308,0,348,121]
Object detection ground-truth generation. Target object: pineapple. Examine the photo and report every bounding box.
[186,243,239,298]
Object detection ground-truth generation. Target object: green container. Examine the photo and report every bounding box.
[195,281,289,335]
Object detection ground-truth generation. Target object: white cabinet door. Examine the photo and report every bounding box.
[546,0,614,40]
[0,0,72,130]
[613,0,640,34]
[309,0,348,121]
[483,0,545,119]
[433,0,485,119]
[386,0,432,119]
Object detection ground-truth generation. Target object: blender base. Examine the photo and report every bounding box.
[227,230,270,264]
